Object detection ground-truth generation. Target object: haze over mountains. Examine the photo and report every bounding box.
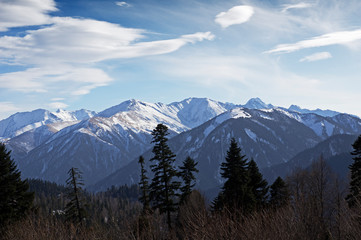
[1,97,360,193]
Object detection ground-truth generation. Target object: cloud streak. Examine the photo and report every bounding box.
[0,0,57,31]
[266,29,361,54]
[0,17,214,64]
[115,1,131,7]
[215,5,254,28]
[299,52,332,62]
[281,2,313,13]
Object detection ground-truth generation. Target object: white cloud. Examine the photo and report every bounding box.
[299,52,332,62]
[115,1,131,7]
[0,16,214,97]
[0,17,214,64]
[0,65,113,95]
[215,5,254,28]
[281,2,313,13]
[48,102,68,109]
[266,29,361,54]
[0,0,57,31]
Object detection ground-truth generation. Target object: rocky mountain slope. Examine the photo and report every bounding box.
[1,97,359,188]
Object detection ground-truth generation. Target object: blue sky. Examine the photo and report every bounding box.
[1,0,361,120]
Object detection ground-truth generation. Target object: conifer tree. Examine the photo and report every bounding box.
[269,176,290,208]
[0,144,34,227]
[65,167,87,224]
[346,135,361,208]
[213,138,255,213]
[179,156,199,204]
[149,123,180,229]
[138,156,150,213]
[248,159,269,209]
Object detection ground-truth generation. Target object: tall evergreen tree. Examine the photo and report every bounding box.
[346,135,361,208]
[138,156,150,213]
[213,138,255,213]
[149,124,180,229]
[179,156,199,204]
[269,176,290,208]
[248,159,269,209]
[65,167,87,224]
[0,144,34,227]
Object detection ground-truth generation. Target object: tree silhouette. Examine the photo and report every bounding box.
[149,124,180,229]
[248,159,269,209]
[269,176,290,208]
[65,167,87,224]
[0,144,34,228]
[138,155,150,214]
[347,135,361,208]
[179,156,199,204]
[213,138,255,213]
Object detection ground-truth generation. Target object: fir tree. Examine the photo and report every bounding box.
[149,124,180,229]
[0,144,34,227]
[213,138,255,213]
[346,135,361,208]
[248,159,269,209]
[179,156,199,204]
[269,176,290,208]
[138,156,150,213]
[65,167,87,224]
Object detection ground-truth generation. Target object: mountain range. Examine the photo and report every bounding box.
[1,97,360,193]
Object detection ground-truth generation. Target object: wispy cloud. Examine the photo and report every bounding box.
[0,65,113,95]
[299,52,332,62]
[0,15,214,97]
[215,5,254,28]
[0,0,57,31]
[0,17,214,64]
[115,1,131,7]
[266,29,361,54]
[48,102,68,109]
[281,2,313,13]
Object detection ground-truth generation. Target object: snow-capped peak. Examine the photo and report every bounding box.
[243,97,273,110]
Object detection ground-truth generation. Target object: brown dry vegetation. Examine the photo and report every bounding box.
[3,158,361,240]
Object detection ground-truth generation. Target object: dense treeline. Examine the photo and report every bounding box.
[1,129,361,239]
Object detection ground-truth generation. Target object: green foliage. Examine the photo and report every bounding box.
[65,167,87,224]
[0,144,34,227]
[138,156,150,213]
[149,124,180,228]
[269,176,290,208]
[213,138,256,213]
[179,156,199,204]
[248,159,269,209]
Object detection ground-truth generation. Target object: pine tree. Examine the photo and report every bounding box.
[149,123,180,229]
[346,135,361,208]
[65,167,87,224]
[248,159,269,209]
[179,156,199,204]
[138,156,150,213]
[269,176,290,208]
[0,144,34,227]
[213,138,255,213]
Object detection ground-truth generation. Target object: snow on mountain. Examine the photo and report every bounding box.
[0,108,96,139]
[3,97,360,189]
[243,97,273,109]
[90,107,322,192]
[287,105,340,117]
[274,109,361,139]
[168,97,234,128]
[16,98,233,185]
